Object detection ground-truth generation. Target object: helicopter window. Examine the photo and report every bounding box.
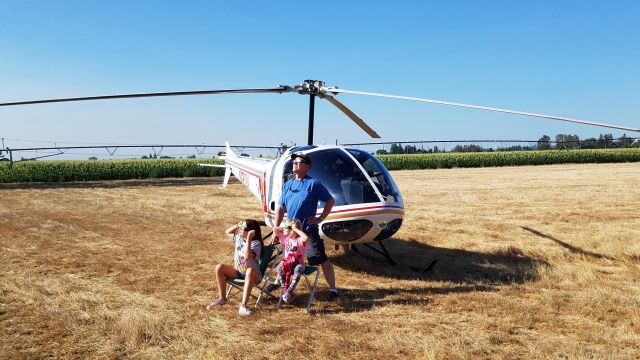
[282,149,381,207]
[346,149,402,203]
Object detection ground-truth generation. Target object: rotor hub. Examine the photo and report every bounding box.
[295,80,326,95]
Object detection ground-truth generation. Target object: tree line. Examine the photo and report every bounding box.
[376,133,639,154]
[536,133,637,150]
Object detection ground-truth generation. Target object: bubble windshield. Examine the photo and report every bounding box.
[283,149,381,207]
[346,149,402,203]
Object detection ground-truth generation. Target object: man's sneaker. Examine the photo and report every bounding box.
[238,304,252,316]
[328,290,339,301]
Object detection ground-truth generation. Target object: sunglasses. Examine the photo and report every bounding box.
[292,160,307,165]
[281,225,293,230]
[239,226,248,231]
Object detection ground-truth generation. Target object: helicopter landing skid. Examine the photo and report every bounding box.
[352,241,397,265]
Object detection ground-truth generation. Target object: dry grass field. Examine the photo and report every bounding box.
[1,163,639,359]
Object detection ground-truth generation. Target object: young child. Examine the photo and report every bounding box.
[206,219,263,316]
[276,218,308,303]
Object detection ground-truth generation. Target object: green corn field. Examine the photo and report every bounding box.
[0,149,638,183]
[0,158,225,183]
[377,148,640,170]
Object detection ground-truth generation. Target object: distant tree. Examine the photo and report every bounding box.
[452,144,482,152]
[376,149,388,155]
[581,137,598,149]
[404,145,417,154]
[569,134,580,149]
[537,135,551,150]
[88,156,98,160]
[555,134,580,150]
[616,133,632,148]
[187,155,196,159]
[555,134,568,150]
[389,143,404,154]
[217,151,226,157]
[240,153,249,157]
[497,145,532,151]
[597,133,615,148]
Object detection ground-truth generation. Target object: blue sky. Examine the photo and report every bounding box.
[1,1,638,158]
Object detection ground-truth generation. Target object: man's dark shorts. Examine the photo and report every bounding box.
[305,229,328,266]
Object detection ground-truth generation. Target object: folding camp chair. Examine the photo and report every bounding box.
[276,264,320,314]
[225,244,280,307]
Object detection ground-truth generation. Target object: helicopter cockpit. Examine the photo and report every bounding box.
[344,148,403,204]
[282,147,403,208]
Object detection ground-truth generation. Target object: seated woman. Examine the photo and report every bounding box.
[206,219,263,316]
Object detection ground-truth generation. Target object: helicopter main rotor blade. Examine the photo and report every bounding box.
[322,95,381,138]
[327,88,640,133]
[0,87,292,107]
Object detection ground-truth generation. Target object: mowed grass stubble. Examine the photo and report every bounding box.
[1,163,639,359]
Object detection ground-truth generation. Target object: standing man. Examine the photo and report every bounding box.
[272,152,339,300]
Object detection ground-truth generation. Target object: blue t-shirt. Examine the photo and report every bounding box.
[278,175,332,232]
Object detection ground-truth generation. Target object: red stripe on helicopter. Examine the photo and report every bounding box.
[262,170,267,213]
[264,204,404,217]
[225,159,266,211]
[225,159,263,179]
[328,205,404,214]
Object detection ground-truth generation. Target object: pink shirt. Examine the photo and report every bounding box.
[282,235,306,267]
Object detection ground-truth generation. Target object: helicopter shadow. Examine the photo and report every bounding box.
[266,237,548,314]
[307,284,495,314]
[521,226,614,261]
[331,237,549,286]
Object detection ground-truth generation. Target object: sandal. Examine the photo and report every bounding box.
[206,298,227,310]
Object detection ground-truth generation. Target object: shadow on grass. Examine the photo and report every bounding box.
[521,226,615,261]
[0,177,224,190]
[331,237,548,285]
[281,237,551,314]
[304,284,495,314]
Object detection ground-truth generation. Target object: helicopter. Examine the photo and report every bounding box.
[1,79,638,263]
[201,140,405,257]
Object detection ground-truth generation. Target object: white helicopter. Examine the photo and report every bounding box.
[203,139,405,246]
[2,79,638,262]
